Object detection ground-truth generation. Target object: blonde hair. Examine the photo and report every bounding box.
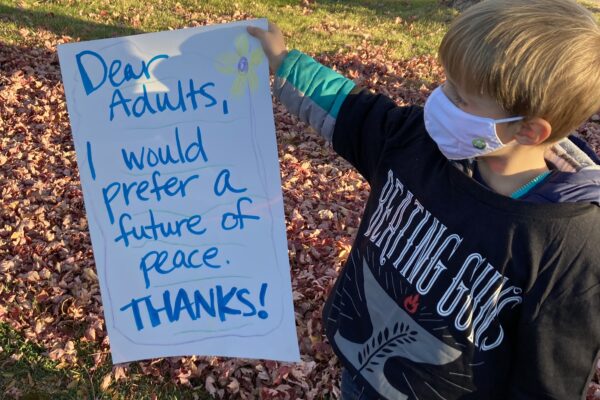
[439,0,600,140]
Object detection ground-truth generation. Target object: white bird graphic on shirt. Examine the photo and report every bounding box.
[333,257,463,399]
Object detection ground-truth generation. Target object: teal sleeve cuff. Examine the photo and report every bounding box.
[276,49,355,119]
[276,49,304,80]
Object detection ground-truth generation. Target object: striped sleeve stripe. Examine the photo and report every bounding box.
[274,50,355,141]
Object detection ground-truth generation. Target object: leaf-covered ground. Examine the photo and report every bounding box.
[1,25,600,400]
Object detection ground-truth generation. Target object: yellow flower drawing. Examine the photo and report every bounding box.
[215,34,264,97]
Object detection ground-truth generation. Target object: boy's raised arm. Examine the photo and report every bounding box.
[272,49,355,143]
[248,23,355,143]
[248,23,417,183]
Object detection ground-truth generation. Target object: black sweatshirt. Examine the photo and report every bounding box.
[322,89,600,400]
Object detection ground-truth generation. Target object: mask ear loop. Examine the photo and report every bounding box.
[490,116,525,149]
[494,116,524,124]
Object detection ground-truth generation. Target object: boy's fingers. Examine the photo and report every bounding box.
[268,21,282,36]
[246,26,266,39]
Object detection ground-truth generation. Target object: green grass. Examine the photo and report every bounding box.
[0,323,75,399]
[0,0,456,59]
[579,0,600,23]
[0,322,212,399]
[2,0,598,59]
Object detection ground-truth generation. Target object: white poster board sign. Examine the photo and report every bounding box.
[57,19,300,364]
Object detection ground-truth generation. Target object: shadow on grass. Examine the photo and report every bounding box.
[0,3,143,42]
[0,322,212,400]
[0,0,455,45]
[0,323,79,399]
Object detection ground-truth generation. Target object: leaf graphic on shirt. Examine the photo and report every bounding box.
[357,322,418,372]
[332,256,463,399]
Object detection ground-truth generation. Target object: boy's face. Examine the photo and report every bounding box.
[441,77,520,149]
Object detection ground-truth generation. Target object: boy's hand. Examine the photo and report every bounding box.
[247,22,288,74]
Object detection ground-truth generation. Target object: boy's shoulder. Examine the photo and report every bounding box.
[524,136,600,204]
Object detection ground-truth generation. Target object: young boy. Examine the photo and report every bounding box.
[249,0,600,398]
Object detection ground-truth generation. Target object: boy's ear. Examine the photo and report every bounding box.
[514,117,552,145]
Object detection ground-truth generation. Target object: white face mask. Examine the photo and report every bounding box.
[424,86,524,160]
